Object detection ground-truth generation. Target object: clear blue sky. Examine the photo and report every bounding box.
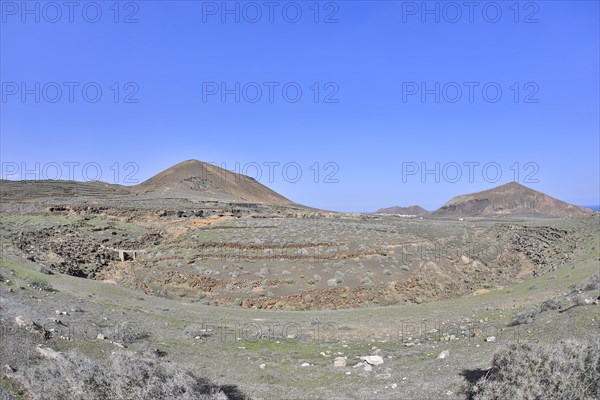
[1,1,598,212]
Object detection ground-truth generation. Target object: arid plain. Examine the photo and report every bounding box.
[1,160,598,399]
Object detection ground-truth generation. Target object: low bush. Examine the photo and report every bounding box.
[471,336,600,400]
[115,322,150,344]
[539,298,562,312]
[25,276,52,291]
[509,308,537,326]
[16,349,229,400]
[573,271,600,292]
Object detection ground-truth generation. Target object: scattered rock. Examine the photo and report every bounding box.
[259,363,266,369]
[364,364,372,372]
[334,357,347,367]
[36,345,64,361]
[391,383,397,389]
[301,362,310,367]
[437,350,450,359]
[362,355,384,366]
[15,315,32,329]
[4,364,15,373]
[485,336,496,342]
[15,315,48,337]
[97,334,105,340]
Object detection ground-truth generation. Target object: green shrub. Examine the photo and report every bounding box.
[26,276,52,291]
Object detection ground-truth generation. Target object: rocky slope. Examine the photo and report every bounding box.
[434,182,594,218]
[132,160,292,205]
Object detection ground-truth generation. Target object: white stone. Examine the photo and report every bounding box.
[15,316,30,329]
[333,357,347,367]
[437,350,450,359]
[363,355,384,366]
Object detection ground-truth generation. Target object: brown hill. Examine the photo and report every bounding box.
[132,159,292,205]
[434,182,594,217]
[375,205,428,215]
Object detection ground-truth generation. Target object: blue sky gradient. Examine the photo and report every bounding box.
[1,1,598,212]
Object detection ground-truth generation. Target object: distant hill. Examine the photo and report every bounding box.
[434,182,594,218]
[132,159,292,205]
[0,160,294,206]
[376,205,428,215]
